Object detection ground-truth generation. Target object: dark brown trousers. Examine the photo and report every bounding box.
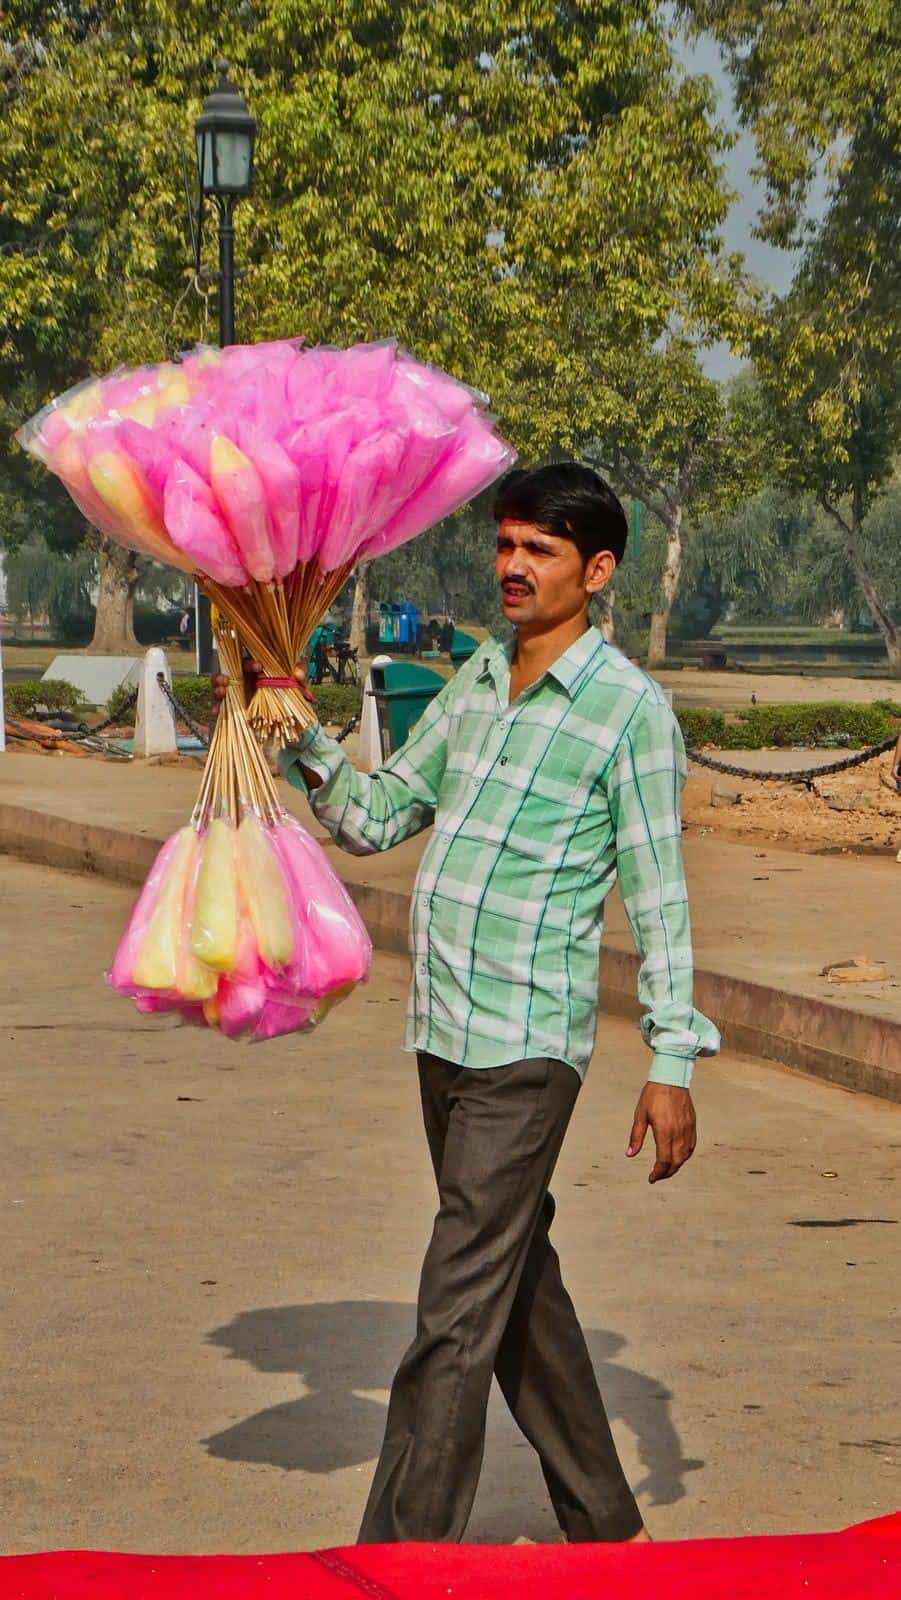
[357,1053,642,1544]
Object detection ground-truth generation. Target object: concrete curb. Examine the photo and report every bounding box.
[2,800,898,1103]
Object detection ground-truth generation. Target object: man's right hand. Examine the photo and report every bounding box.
[212,660,315,706]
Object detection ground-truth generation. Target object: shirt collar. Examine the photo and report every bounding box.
[476,627,605,700]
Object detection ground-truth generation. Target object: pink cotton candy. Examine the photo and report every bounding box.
[285,348,341,421]
[284,409,350,564]
[362,412,516,562]
[395,351,484,424]
[235,421,301,575]
[216,969,268,1038]
[250,992,317,1041]
[17,337,516,606]
[133,993,207,1026]
[269,817,371,998]
[116,421,172,509]
[330,340,398,402]
[164,457,249,585]
[317,428,405,572]
[209,433,276,581]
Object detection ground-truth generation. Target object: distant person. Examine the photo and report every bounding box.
[179,609,191,637]
[438,615,454,653]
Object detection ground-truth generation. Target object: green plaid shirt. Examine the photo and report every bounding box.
[282,628,719,1085]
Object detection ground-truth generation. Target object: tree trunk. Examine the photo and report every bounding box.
[349,561,371,658]
[832,500,901,677]
[646,509,683,667]
[87,538,141,654]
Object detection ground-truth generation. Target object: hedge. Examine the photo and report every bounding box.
[5,679,85,715]
[105,675,362,730]
[676,701,901,751]
[312,682,362,725]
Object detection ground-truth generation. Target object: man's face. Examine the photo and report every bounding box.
[495,518,613,631]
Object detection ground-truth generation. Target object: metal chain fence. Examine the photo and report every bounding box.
[686,735,897,787]
[156,673,211,747]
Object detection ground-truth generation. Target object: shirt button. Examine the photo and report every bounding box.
[421,895,429,907]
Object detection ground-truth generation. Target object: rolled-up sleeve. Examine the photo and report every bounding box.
[605,694,720,1086]
[279,682,452,856]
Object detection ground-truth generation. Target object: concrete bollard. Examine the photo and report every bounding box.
[358,653,393,771]
[134,647,177,758]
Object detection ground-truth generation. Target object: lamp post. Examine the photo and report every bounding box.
[191,61,257,672]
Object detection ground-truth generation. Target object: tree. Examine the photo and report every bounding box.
[752,249,900,669]
[588,346,762,663]
[681,0,901,670]
[5,536,96,638]
[3,3,743,650]
[681,0,899,248]
[789,485,901,629]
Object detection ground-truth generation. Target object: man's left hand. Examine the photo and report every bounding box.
[627,1083,697,1184]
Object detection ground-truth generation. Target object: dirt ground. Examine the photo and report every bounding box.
[656,668,901,711]
[683,754,901,857]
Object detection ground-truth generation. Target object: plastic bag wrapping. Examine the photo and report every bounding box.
[16,339,515,584]
[106,816,372,1042]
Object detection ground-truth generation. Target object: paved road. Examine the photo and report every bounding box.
[2,860,898,1554]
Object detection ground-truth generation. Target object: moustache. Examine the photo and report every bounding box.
[501,580,534,594]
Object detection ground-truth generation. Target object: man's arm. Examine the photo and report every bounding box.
[606,693,720,1180]
[279,678,453,856]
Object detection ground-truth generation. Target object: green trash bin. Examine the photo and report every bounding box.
[369,661,445,757]
[449,628,479,668]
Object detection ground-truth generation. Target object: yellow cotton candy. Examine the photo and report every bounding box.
[176,833,218,1001]
[156,368,192,406]
[236,815,294,969]
[132,827,197,991]
[118,393,159,426]
[312,982,355,1025]
[203,994,221,1029]
[210,433,250,477]
[87,450,167,542]
[61,380,103,426]
[191,819,240,972]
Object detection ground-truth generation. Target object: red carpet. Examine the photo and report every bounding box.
[2,1516,899,1600]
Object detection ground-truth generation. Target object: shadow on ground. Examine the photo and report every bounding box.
[203,1300,702,1514]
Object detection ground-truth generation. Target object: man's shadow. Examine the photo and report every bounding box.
[203,1301,702,1511]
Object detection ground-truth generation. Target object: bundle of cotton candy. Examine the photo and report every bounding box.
[105,612,371,1042]
[109,812,371,1041]
[16,338,516,743]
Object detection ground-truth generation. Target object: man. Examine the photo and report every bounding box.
[215,462,719,1544]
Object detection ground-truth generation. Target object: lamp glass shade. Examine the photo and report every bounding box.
[196,126,254,196]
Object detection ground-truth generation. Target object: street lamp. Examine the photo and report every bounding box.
[189,61,257,671]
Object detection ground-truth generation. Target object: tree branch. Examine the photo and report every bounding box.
[592,450,674,527]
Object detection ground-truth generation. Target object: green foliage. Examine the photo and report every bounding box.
[674,707,729,748]
[4,536,96,634]
[311,682,363,726]
[5,678,85,715]
[105,680,141,724]
[677,701,900,751]
[107,673,214,725]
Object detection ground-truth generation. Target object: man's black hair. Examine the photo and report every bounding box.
[493,462,627,565]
